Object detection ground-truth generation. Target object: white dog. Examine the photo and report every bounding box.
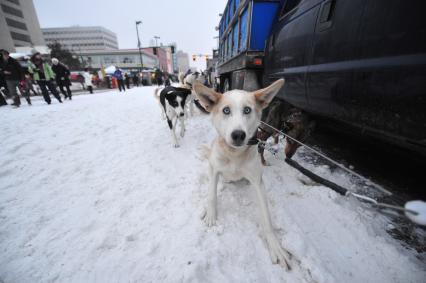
[193,79,292,268]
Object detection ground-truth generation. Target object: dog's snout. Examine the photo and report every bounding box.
[179,112,184,117]
[231,130,246,146]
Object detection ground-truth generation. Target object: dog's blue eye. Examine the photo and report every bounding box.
[244,107,251,114]
[223,107,231,115]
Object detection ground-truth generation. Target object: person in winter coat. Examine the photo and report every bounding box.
[105,75,111,89]
[0,52,8,106]
[17,73,33,105]
[51,58,72,100]
[124,73,130,89]
[164,74,171,87]
[155,69,163,85]
[0,49,24,107]
[0,86,7,106]
[28,52,62,104]
[113,67,125,92]
[82,68,93,94]
[132,73,139,87]
[23,57,39,96]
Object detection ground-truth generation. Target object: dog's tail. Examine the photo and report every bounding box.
[199,144,211,160]
[153,87,162,101]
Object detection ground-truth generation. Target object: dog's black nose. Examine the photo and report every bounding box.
[231,130,246,145]
[179,113,184,117]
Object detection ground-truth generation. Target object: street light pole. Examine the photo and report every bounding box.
[154,36,160,47]
[135,21,143,72]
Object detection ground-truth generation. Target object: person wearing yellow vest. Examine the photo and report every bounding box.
[28,53,62,104]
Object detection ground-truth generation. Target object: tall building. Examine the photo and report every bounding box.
[176,50,190,73]
[0,0,45,52]
[42,26,118,52]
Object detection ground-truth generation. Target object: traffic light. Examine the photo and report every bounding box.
[171,46,175,53]
[205,55,209,61]
[192,55,196,61]
[153,47,157,55]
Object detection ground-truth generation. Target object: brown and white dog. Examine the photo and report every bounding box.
[193,79,292,268]
[179,71,208,116]
[257,100,315,165]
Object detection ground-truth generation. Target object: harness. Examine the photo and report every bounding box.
[247,133,259,145]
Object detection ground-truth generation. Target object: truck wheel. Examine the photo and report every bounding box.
[223,78,231,92]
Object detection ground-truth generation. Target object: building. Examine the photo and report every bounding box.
[176,50,190,73]
[0,0,45,52]
[79,49,158,71]
[143,47,174,73]
[42,26,118,52]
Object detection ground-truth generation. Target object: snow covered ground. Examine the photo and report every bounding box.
[0,87,425,283]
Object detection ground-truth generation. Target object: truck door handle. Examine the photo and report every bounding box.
[317,0,335,31]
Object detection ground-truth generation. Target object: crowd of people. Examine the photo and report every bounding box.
[0,49,96,108]
[1,48,199,109]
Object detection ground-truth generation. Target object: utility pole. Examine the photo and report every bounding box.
[135,21,143,72]
[154,36,160,47]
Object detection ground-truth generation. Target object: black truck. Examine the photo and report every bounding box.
[217,0,426,156]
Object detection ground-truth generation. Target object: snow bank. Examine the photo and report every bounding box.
[0,88,424,282]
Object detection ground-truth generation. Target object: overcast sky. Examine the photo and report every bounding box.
[33,0,227,70]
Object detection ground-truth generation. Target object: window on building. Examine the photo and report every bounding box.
[1,3,24,17]
[5,18,27,30]
[10,31,31,43]
[5,0,20,6]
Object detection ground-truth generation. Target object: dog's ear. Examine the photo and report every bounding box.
[193,82,222,112]
[252,79,285,109]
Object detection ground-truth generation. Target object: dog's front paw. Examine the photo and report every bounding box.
[201,206,216,227]
[265,232,292,270]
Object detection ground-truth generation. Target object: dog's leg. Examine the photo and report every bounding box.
[251,176,291,269]
[189,94,195,116]
[161,108,166,120]
[201,164,219,226]
[179,117,185,137]
[167,118,179,147]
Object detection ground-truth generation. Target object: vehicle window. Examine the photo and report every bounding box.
[279,0,302,18]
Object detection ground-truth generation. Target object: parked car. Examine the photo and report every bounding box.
[69,72,85,84]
